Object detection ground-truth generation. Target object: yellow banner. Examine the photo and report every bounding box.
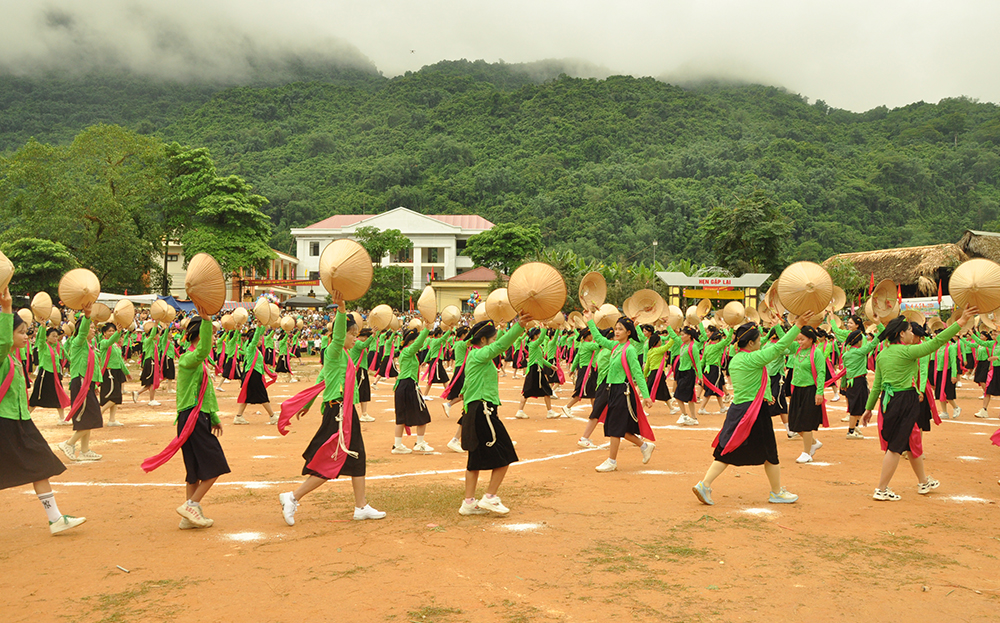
[683,289,744,300]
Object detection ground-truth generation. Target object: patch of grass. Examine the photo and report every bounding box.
[804,533,957,569]
[497,599,541,623]
[74,578,191,623]
[406,604,463,622]
[358,482,554,520]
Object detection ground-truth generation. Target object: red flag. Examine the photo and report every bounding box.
[869,272,875,295]
[937,280,942,306]
[897,283,902,304]
[408,297,413,312]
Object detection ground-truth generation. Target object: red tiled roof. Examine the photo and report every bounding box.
[306,211,494,230]
[443,267,506,282]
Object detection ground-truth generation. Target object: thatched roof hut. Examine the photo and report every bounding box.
[823,243,968,295]
[957,230,1000,263]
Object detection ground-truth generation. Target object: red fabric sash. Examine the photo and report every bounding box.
[141,363,211,472]
[712,369,769,454]
[990,426,1000,447]
[985,343,996,390]
[237,346,262,404]
[440,350,470,399]
[151,341,163,391]
[597,345,655,441]
[214,341,226,376]
[937,343,950,402]
[806,345,829,428]
[306,350,359,479]
[0,355,17,401]
[65,344,96,421]
[555,361,565,384]
[277,381,326,435]
[876,393,925,457]
[924,385,942,426]
[381,340,397,376]
[47,344,71,408]
[579,352,596,398]
[649,352,668,402]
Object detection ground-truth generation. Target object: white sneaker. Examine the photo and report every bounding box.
[546,410,560,419]
[107,420,123,427]
[975,409,989,418]
[873,488,901,501]
[233,416,250,425]
[447,438,465,453]
[840,415,850,422]
[475,495,510,514]
[267,414,279,425]
[413,441,434,453]
[56,418,70,426]
[131,390,138,403]
[831,394,841,402]
[78,450,102,461]
[49,515,86,535]
[148,400,161,407]
[423,395,435,402]
[676,414,687,424]
[358,413,376,422]
[391,443,412,454]
[442,402,451,417]
[279,491,298,526]
[787,431,801,439]
[846,429,864,439]
[459,499,489,515]
[697,408,708,415]
[577,437,598,449]
[595,458,618,472]
[57,441,76,461]
[682,416,699,426]
[917,477,940,495]
[720,405,728,413]
[670,407,680,415]
[640,442,655,464]
[176,502,212,528]
[561,406,572,418]
[809,440,823,456]
[953,407,962,419]
[514,410,528,419]
[795,452,813,464]
[353,504,386,520]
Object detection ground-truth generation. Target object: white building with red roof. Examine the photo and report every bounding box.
[290,207,494,292]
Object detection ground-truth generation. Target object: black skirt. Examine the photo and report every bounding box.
[974,361,991,385]
[589,383,610,420]
[100,368,126,406]
[275,354,292,374]
[879,388,920,454]
[393,377,431,426]
[603,383,641,438]
[543,366,560,386]
[356,367,372,403]
[445,365,466,401]
[161,358,175,381]
[843,376,869,416]
[425,358,450,385]
[934,369,956,401]
[674,368,697,403]
[29,368,64,409]
[703,365,723,397]
[177,407,231,484]
[521,364,553,398]
[302,402,366,479]
[140,357,156,387]
[240,369,270,404]
[645,368,671,402]
[917,392,933,432]
[222,356,242,380]
[377,354,398,378]
[460,401,518,471]
[769,374,788,414]
[512,348,528,369]
[987,366,1000,396]
[69,377,102,431]
[713,400,779,466]
[0,418,66,490]
[787,385,822,432]
[574,366,598,399]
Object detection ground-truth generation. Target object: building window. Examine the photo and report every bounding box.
[309,271,319,280]
[166,254,178,262]
[310,242,320,256]
[456,239,467,253]
[395,248,412,263]
[428,248,440,263]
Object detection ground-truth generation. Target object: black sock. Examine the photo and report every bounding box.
[848,427,855,433]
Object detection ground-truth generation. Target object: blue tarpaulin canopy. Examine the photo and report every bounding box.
[157,295,196,312]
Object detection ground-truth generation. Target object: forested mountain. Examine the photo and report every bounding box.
[3,59,1000,268]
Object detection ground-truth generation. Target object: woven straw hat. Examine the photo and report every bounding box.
[0,249,13,291]
[666,305,684,331]
[48,307,62,327]
[281,316,295,332]
[319,240,373,301]
[350,311,364,328]
[508,262,566,320]
[253,298,272,326]
[221,314,236,331]
[31,292,53,324]
[902,309,925,325]
[91,302,112,324]
[296,318,304,330]
[870,279,899,321]
[180,317,190,330]
[142,320,155,333]
[765,282,786,314]
[568,311,586,329]
[150,299,174,323]
[696,298,712,319]
[58,268,101,311]
[63,321,75,336]
[979,311,998,330]
[546,311,566,329]
[268,303,281,328]
[578,271,607,310]
[389,315,402,331]
[407,317,423,331]
[17,308,32,326]
[685,305,701,327]
[776,262,833,316]
[233,307,249,326]
[757,299,779,326]
[369,304,393,331]
[950,258,1000,314]
[830,286,847,312]
[417,286,437,321]
[113,300,135,329]
[185,253,226,316]
[486,288,517,324]
[622,297,637,319]
[745,307,761,324]
[632,289,666,325]
[827,313,844,329]
[440,305,461,328]
[723,301,746,327]
[473,302,488,323]
[595,303,621,330]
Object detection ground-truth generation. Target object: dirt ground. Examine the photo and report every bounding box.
[3,354,999,623]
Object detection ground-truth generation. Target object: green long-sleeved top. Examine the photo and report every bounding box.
[241,326,267,373]
[729,325,802,404]
[67,317,95,379]
[765,326,788,377]
[572,340,600,371]
[34,334,66,374]
[463,324,525,405]
[643,342,672,376]
[933,340,959,378]
[701,340,727,372]
[841,339,877,387]
[587,320,650,398]
[0,313,30,421]
[176,319,220,424]
[141,327,159,358]
[866,320,963,411]
[675,337,703,378]
[453,337,470,366]
[526,331,552,368]
[787,342,827,396]
[321,312,358,403]
[98,331,126,371]
[395,328,429,386]
[158,330,175,361]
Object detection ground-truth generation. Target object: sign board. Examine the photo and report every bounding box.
[899,296,953,312]
[657,272,770,288]
[683,289,743,300]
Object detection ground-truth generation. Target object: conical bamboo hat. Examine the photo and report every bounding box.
[253,298,272,326]
[667,305,684,331]
[776,262,833,316]
[268,303,281,328]
[622,296,637,319]
[31,292,53,324]
[389,315,402,331]
[0,249,13,291]
[63,321,75,336]
[765,282,785,314]
[91,302,112,324]
[723,301,746,327]
[180,317,190,330]
[696,298,712,319]
[473,302,488,323]
[143,320,156,333]
[48,307,62,327]
[949,258,1000,314]
[114,300,135,328]
[486,288,517,324]
[350,311,364,328]
[221,314,236,331]
[685,305,700,327]
[58,268,101,311]
[745,307,761,325]
[830,286,847,312]
[281,316,295,332]
[417,286,437,321]
[902,309,925,325]
[407,318,423,330]
[150,299,174,323]
[567,311,587,330]
[595,303,621,330]
[547,311,566,329]
[871,279,899,321]
[296,319,304,330]
[440,305,461,328]
[17,308,32,326]
[319,240,373,301]
[369,305,394,331]
[508,262,566,320]
[578,271,607,310]
[632,289,666,325]
[233,307,249,326]
[828,312,844,329]
[185,253,226,316]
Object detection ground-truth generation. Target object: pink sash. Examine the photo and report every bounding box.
[0,355,17,401]
[237,346,262,404]
[807,345,830,428]
[141,364,211,472]
[937,343,950,402]
[440,350,470,399]
[65,344,96,421]
[47,344,71,408]
[306,350,359,479]
[277,381,326,435]
[579,352,596,398]
[597,345,655,441]
[712,368,769,454]
[381,341,397,376]
[649,352,668,402]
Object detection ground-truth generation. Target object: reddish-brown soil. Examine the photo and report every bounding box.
[3,355,999,622]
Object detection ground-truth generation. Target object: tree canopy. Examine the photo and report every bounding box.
[465,223,543,275]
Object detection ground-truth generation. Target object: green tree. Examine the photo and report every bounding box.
[354,265,414,310]
[465,223,542,275]
[0,238,78,297]
[353,225,412,264]
[700,190,794,275]
[824,257,867,301]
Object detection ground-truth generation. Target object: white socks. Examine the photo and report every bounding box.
[394,436,403,447]
[38,492,62,522]
[416,435,425,445]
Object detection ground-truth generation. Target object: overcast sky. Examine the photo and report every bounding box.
[2,0,998,111]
